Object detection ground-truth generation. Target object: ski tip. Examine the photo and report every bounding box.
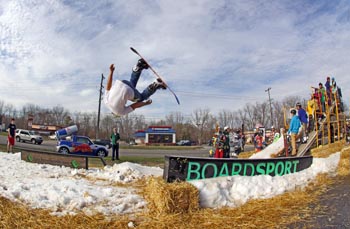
[175,97,180,105]
[130,47,137,54]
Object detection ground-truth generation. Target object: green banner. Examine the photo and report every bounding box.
[163,156,313,182]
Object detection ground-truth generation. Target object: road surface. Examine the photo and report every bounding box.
[0,135,254,158]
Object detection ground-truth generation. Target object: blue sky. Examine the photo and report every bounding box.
[0,0,349,121]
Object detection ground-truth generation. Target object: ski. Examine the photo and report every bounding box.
[130,47,180,105]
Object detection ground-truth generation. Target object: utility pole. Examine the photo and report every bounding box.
[265,87,273,127]
[97,74,105,139]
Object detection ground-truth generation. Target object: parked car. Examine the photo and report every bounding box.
[49,134,57,140]
[176,140,192,146]
[93,139,112,149]
[15,129,43,145]
[56,135,109,157]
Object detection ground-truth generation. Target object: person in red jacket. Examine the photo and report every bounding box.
[254,130,263,152]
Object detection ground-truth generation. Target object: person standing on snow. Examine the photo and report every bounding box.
[104,59,166,117]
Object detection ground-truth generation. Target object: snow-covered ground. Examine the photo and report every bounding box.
[0,152,340,216]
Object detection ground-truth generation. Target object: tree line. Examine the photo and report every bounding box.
[1,96,347,144]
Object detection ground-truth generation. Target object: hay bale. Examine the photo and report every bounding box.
[142,177,199,215]
[311,141,344,157]
[337,147,350,176]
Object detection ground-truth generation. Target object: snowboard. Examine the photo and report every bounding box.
[130,47,180,105]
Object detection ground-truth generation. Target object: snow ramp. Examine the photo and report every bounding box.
[249,136,285,159]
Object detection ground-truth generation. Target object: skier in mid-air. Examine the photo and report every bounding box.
[104,59,166,116]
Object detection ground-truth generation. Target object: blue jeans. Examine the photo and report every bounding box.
[122,70,153,102]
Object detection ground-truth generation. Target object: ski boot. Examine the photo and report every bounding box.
[148,78,167,93]
[133,59,149,72]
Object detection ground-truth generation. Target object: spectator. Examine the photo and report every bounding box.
[331,77,337,94]
[273,131,281,143]
[296,102,308,143]
[110,127,120,161]
[222,126,230,158]
[318,83,326,113]
[312,88,322,112]
[254,130,263,152]
[238,128,245,152]
[214,128,224,158]
[308,114,314,133]
[269,126,276,144]
[288,109,301,156]
[331,77,340,102]
[7,118,16,153]
[209,133,218,157]
[210,127,224,158]
[325,76,332,105]
[231,129,243,157]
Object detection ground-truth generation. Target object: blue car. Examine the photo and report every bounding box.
[56,135,109,157]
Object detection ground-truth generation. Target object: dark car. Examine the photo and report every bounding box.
[93,139,112,149]
[176,140,192,146]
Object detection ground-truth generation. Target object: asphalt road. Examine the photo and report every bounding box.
[0,135,254,158]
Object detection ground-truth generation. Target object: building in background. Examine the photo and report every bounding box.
[134,126,176,145]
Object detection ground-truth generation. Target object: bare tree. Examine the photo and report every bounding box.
[4,104,15,118]
[217,109,234,128]
[282,96,302,109]
[133,114,147,131]
[272,101,284,129]
[165,112,185,126]
[0,100,4,115]
[52,105,69,125]
[241,103,256,130]
[100,114,116,138]
[254,101,269,128]
[79,113,92,136]
[117,114,136,142]
[191,108,211,145]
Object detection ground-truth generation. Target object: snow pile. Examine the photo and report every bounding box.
[190,153,340,208]
[0,151,341,216]
[84,162,163,183]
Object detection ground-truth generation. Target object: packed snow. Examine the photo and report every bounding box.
[249,136,285,159]
[0,151,340,216]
